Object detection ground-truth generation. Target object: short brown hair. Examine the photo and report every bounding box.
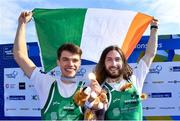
[57,43,82,60]
[95,45,133,84]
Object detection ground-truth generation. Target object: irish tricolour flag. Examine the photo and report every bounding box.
[33,8,153,72]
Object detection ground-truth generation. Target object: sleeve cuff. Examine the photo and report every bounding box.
[30,67,40,81]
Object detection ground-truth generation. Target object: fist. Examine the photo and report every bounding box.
[18,11,32,24]
[151,18,158,26]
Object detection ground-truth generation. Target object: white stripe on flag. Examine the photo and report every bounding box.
[175,50,180,55]
[80,8,137,63]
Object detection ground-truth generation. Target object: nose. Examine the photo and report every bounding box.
[68,60,73,66]
[111,60,117,66]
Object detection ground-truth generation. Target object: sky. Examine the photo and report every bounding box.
[0,0,180,44]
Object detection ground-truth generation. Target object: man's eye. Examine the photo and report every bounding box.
[62,58,69,61]
[106,58,112,62]
[73,59,79,63]
[115,58,121,62]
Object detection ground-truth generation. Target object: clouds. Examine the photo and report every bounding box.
[0,0,37,44]
[148,0,180,34]
[79,0,180,35]
[145,0,180,23]
[0,0,180,44]
[114,0,180,34]
[0,0,22,43]
[0,0,64,44]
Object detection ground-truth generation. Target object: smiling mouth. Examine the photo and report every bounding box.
[65,68,76,72]
[109,67,119,71]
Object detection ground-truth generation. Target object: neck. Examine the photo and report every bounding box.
[60,76,76,84]
[107,76,123,83]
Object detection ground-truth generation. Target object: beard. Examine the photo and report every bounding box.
[105,66,123,79]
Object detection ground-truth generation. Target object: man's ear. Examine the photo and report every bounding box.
[57,59,60,66]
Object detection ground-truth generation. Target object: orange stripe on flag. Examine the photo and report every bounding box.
[121,12,153,59]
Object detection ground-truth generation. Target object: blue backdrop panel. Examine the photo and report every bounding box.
[0,35,180,120]
[0,42,41,120]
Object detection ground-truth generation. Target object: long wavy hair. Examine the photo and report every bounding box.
[95,45,133,84]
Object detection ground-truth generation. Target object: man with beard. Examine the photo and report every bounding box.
[94,19,158,120]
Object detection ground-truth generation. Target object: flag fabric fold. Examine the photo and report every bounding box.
[33,8,153,72]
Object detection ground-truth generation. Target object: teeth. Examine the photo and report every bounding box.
[110,68,117,71]
[65,68,75,71]
[111,68,116,70]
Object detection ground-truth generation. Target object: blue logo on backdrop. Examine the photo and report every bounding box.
[3,45,13,59]
[143,107,156,110]
[152,80,164,84]
[31,95,39,101]
[5,84,16,89]
[159,107,175,110]
[6,71,18,79]
[19,82,26,90]
[6,108,17,111]
[50,70,56,76]
[149,65,162,74]
[169,66,180,72]
[136,43,163,50]
[168,80,180,84]
[7,95,25,100]
[76,68,86,77]
[32,108,40,111]
[148,92,172,98]
[49,70,60,77]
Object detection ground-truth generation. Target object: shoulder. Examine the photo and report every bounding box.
[30,67,55,84]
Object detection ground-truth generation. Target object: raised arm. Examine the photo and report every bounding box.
[13,11,36,78]
[141,19,158,67]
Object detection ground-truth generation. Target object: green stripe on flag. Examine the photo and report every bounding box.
[33,8,87,72]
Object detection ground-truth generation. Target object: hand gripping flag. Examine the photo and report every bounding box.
[32,8,153,72]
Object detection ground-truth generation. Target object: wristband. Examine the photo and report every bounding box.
[150,25,158,30]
